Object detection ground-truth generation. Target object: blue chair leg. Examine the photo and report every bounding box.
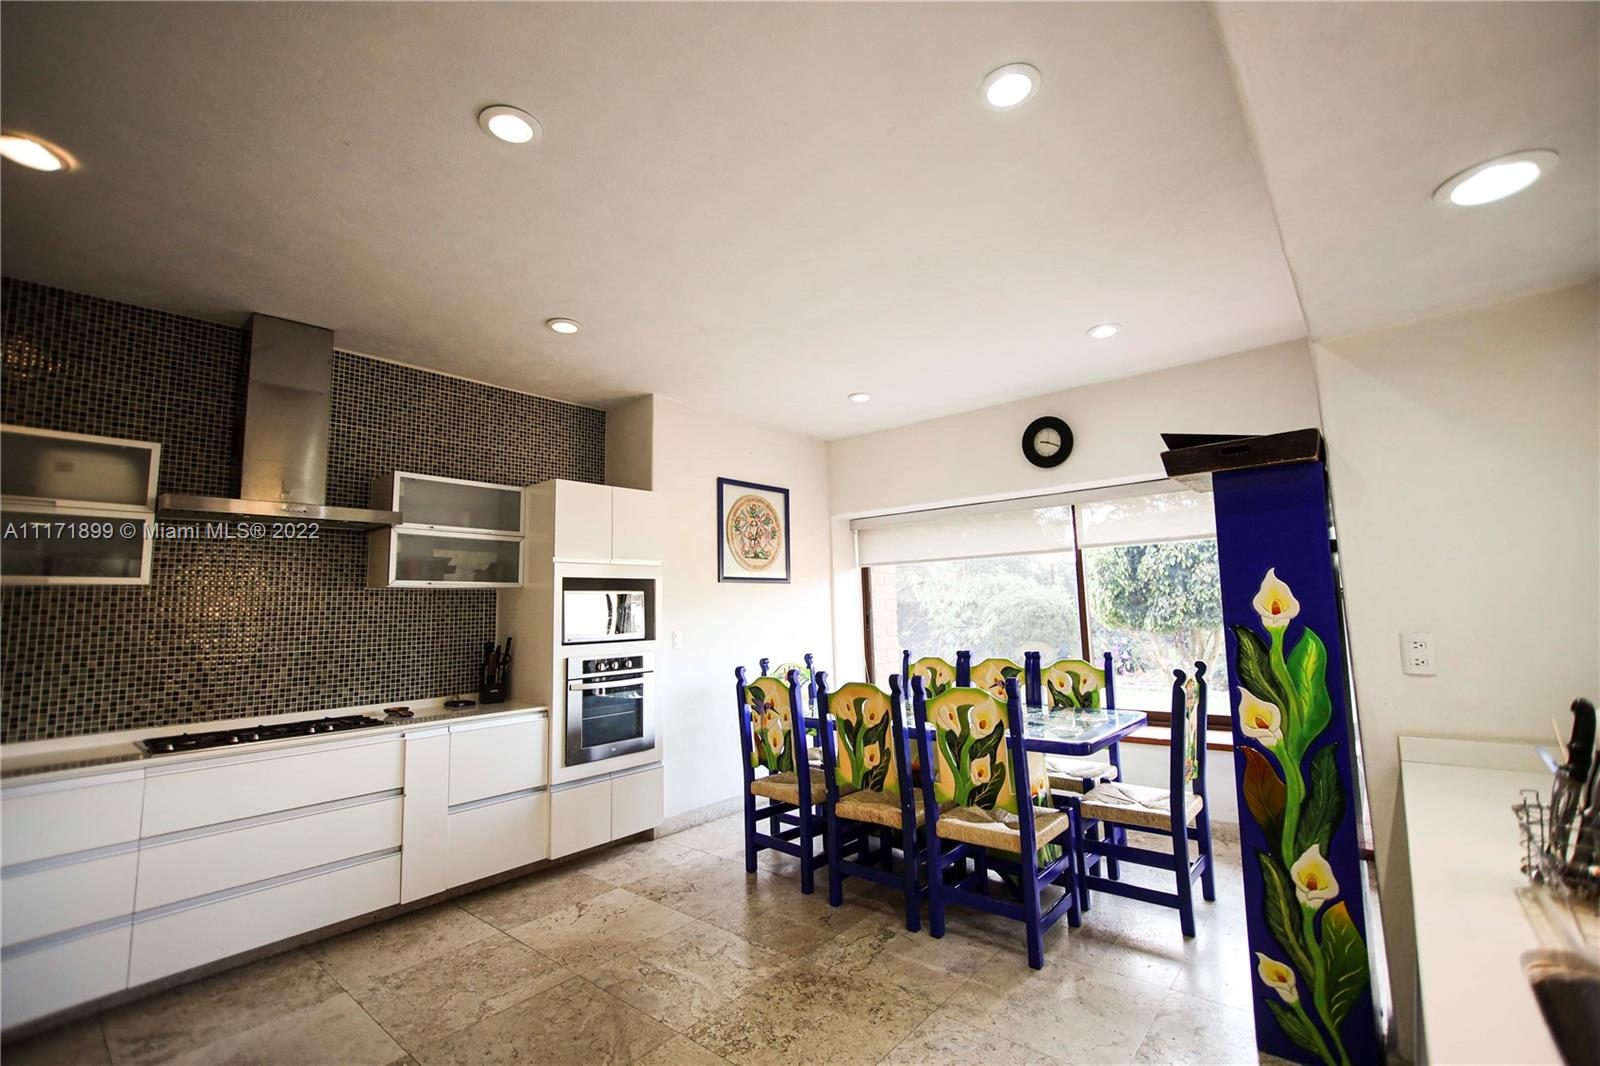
[743,791,758,874]
[926,834,946,939]
[1174,821,1196,937]
[825,806,844,907]
[798,804,816,895]
[1022,852,1045,970]
[1197,809,1217,903]
[1106,823,1122,881]
[900,820,921,932]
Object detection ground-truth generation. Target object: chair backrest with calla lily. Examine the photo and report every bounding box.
[760,654,818,705]
[908,656,957,700]
[814,674,912,799]
[1179,661,1207,787]
[1042,654,1113,710]
[969,657,1025,703]
[736,669,801,776]
[919,683,1048,813]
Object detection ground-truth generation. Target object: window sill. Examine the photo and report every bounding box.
[1123,725,1234,752]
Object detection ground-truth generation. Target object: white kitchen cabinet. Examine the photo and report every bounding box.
[141,736,403,836]
[135,795,403,911]
[1,925,133,1028]
[374,471,522,535]
[128,853,401,986]
[367,527,523,589]
[400,728,451,903]
[447,714,547,806]
[550,777,612,858]
[610,487,661,564]
[611,764,665,840]
[1,771,144,867]
[447,791,549,887]
[550,480,613,563]
[1,425,161,587]
[1,851,138,948]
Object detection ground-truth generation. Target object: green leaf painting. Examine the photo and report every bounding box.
[745,678,795,774]
[827,686,895,793]
[1236,569,1368,1066]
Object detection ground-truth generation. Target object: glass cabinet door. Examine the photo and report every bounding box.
[1,427,159,510]
[0,509,150,584]
[395,474,521,534]
[389,530,521,586]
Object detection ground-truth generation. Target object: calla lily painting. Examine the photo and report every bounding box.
[1234,569,1370,1066]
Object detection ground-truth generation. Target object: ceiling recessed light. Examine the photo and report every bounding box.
[0,134,69,172]
[1433,149,1559,207]
[478,105,542,145]
[545,318,581,334]
[1086,323,1121,340]
[849,392,871,403]
[980,63,1040,110]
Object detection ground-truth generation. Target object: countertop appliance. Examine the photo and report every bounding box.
[565,653,654,766]
[138,714,384,754]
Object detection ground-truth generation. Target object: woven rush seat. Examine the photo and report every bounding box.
[934,804,1071,849]
[1045,755,1118,795]
[1079,781,1203,830]
[834,787,928,829]
[750,768,855,805]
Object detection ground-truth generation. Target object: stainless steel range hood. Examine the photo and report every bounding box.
[157,314,403,531]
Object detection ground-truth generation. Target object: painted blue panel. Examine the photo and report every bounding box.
[1213,461,1382,1066]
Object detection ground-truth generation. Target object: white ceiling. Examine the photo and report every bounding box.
[0,2,1304,438]
[1215,1,1600,340]
[2,5,1594,439]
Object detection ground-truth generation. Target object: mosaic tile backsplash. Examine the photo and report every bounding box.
[1,278,606,743]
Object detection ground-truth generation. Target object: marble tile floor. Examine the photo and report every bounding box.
[6,815,1268,1066]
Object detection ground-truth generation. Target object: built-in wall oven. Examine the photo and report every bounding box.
[565,653,655,766]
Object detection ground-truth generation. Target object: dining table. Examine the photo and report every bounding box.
[803,702,1148,767]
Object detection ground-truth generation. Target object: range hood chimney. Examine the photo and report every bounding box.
[157,314,403,530]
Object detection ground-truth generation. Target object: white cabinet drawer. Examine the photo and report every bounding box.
[128,853,400,986]
[1,851,138,948]
[1,775,144,867]
[142,738,403,836]
[550,778,611,858]
[0,925,131,1027]
[447,792,549,888]
[611,766,664,840]
[448,717,547,806]
[135,796,403,911]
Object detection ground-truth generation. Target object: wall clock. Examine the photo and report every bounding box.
[1021,416,1073,468]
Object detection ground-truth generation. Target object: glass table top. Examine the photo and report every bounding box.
[1020,705,1148,754]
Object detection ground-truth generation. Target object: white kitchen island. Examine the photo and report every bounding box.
[1400,736,1563,1065]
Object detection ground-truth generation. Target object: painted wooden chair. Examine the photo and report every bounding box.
[906,654,957,699]
[1039,652,1122,796]
[735,666,842,894]
[968,656,1025,703]
[1073,663,1216,936]
[910,677,1079,969]
[814,672,928,931]
[760,654,823,765]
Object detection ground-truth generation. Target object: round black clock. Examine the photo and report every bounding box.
[1021,416,1073,468]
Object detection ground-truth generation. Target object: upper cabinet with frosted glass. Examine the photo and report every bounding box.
[367,471,524,588]
[1,424,161,585]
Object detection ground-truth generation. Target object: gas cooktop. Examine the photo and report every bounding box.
[139,714,384,755]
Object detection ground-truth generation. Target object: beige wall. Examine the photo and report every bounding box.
[1312,282,1600,1056]
[827,338,1324,518]
[612,395,835,819]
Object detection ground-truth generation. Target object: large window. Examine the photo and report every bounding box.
[858,484,1227,721]
[867,553,1082,684]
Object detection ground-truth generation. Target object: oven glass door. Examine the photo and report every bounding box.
[567,675,652,764]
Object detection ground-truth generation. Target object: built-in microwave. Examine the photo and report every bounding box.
[561,577,655,645]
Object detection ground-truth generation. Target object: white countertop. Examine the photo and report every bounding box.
[1399,736,1561,1065]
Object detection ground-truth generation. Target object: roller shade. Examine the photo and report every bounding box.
[854,501,1074,566]
[1074,487,1215,548]
[851,480,1214,567]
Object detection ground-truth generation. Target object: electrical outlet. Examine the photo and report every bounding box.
[670,630,681,650]
[1400,632,1435,676]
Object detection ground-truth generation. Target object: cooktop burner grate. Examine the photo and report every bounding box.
[140,714,384,754]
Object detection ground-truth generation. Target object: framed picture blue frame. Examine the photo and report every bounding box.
[717,477,790,583]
